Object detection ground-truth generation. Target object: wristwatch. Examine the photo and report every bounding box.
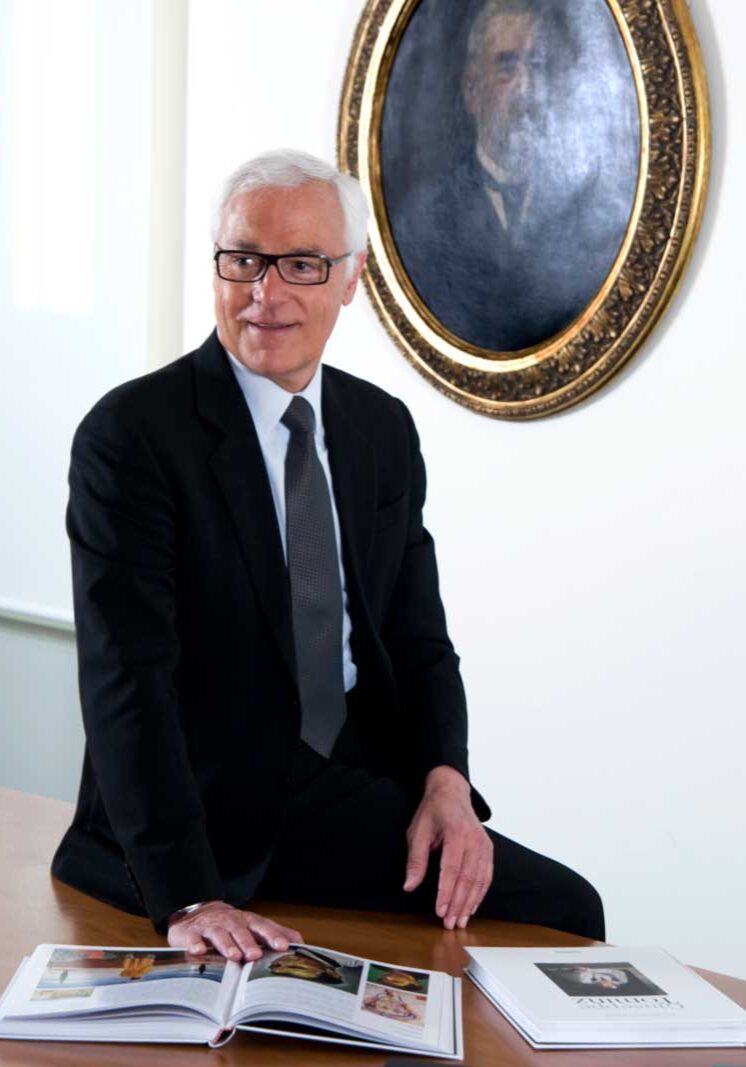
[168,901,208,925]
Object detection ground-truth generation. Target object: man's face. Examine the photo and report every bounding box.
[464,11,548,179]
[213,182,365,392]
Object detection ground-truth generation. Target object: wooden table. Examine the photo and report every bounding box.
[1,787,744,1066]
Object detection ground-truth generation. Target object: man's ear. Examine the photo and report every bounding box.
[342,251,368,306]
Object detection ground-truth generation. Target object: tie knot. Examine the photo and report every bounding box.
[281,395,315,436]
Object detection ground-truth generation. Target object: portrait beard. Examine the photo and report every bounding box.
[470,16,618,200]
[475,80,608,221]
[477,104,548,184]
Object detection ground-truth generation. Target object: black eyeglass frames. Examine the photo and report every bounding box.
[213,249,353,286]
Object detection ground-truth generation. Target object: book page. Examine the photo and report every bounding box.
[3,945,234,1023]
[231,944,450,1050]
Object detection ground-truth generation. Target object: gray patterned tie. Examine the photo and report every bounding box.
[281,395,346,757]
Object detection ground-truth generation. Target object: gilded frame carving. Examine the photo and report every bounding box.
[338,0,710,419]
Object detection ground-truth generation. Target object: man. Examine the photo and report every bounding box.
[53,150,604,960]
[389,0,637,351]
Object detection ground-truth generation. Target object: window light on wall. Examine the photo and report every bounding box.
[11,0,94,316]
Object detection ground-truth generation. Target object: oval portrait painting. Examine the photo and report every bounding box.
[380,0,641,354]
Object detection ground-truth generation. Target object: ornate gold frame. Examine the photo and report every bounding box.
[338,0,711,419]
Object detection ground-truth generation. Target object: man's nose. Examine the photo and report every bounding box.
[513,56,534,97]
[250,262,286,302]
[508,58,545,116]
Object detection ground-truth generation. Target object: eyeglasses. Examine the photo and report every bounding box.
[214,249,353,286]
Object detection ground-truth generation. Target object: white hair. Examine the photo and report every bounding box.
[211,149,369,272]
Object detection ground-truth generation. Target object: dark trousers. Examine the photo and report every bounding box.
[256,718,605,942]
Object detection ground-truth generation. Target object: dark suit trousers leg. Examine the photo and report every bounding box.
[255,729,605,941]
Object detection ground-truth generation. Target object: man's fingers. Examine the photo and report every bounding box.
[244,914,303,952]
[404,853,429,892]
[406,768,493,930]
[170,928,209,955]
[461,863,491,926]
[454,838,494,928]
[227,925,264,961]
[167,904,304,963]
[464,845,494,922]
[404,823,435,891]
[445,865,475,929]
[438,831,493,929]
[273,922,303,946]
[435,839,466,919]
[442,847,480,929]
[202,924,247,961]
[168,911,250,961]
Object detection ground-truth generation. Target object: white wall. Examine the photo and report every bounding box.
[0,620,83,801]
[1,0,743,981]
[0,0,156,620]
[182,0,745,979]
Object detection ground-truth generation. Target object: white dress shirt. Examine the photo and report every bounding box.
[226,352,357,692]
[476,142,532,232]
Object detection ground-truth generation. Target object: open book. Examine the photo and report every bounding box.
[465,945,746,1049]
[0,943,462,1058]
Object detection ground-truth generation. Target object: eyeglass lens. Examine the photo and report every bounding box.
[217,252,329,285]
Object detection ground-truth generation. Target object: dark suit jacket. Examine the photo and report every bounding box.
[52,332,488,930]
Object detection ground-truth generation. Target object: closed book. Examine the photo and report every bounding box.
[465,946,746,1049]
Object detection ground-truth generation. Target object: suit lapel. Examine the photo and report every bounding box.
[322,367,377,590]
[193,333,296,679]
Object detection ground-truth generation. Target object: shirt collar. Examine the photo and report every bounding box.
[476,142,515,186]
[475,144,532,230]
[226,350,324,445]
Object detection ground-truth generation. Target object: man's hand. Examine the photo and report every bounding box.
[404,766,493,930]
[167,901,303,962]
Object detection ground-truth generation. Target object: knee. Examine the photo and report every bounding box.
[559,869,605,941]
[474,833,606,940]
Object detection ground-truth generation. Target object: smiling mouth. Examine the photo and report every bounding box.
[246,321,297,330]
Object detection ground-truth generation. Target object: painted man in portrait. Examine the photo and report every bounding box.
[386,0,639,352]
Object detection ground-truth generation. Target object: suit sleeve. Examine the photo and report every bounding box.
[381,402,490,820]
[67,402,224,930]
